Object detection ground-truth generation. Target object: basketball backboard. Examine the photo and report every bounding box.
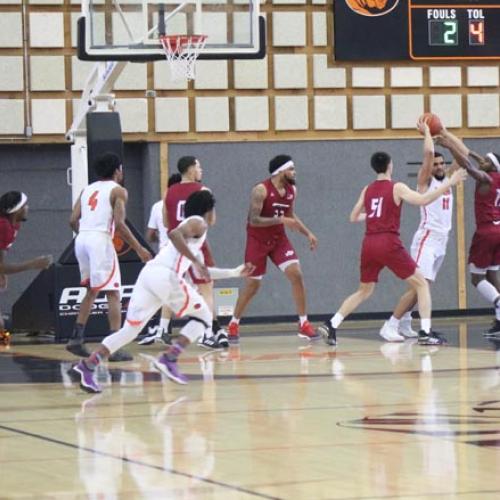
[78,0,265,61]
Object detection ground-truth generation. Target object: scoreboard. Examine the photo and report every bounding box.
[334,0,500,61]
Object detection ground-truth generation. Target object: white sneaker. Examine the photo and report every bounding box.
[399,322,418,338]
[379,321,405,342]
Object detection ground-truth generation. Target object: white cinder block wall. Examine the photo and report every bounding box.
[0,0,498,137]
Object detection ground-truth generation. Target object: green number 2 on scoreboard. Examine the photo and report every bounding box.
[444,21,457,45]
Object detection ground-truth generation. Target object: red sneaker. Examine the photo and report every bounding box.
[298,321,321,341]
[228,322,240,344]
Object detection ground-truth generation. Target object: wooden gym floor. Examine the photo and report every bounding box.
[1,317,499,499]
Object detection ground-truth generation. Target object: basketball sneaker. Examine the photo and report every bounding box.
[298,321,321,341]
[137,329,158,346]
[214,328,229,348]
[379,321,405,342]
[72,360,102,394]
[398,321,418,338]
[228,322,240,344]
[108,348,133,362]
[198,334,224,350]
[483,320,500,337]
[418,330,447,345]
[318,321,337,346]
[153,354,188,385]
[66,340,91,358]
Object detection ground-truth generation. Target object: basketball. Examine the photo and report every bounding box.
[419,112,443,136]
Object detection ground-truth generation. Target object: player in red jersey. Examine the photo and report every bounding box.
[164,156,228,349]
[227,155,319,343]
[434,130,500,336]
[318,151,466,346]
[0,191,53,339]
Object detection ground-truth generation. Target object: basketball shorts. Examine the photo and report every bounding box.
[244,233,299,279]
[75,231,121,293]
[410,229,449,282]
[126,264,212,332]
[468,228,500,273]
[360,233,416,283]
[188,241,214,285]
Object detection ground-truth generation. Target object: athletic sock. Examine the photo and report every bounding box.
[476,280,500,304]
[400,311,412,323]
[330,313,344,329]
[230,316,240,325]
[388,315,400,328]
[165,343,184,362]
[212,319,221,333]
[420,318,431,334]
[159,318,170,333]
[299,315,307,326]
[85,352,103,370]
[70,323,85,342]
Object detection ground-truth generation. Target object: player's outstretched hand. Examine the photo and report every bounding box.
[31,255,53,270]
[308,232,318,251]
[450,168,467,185]
[138,246,153,263]
[416,116,430,135]
[282,217,301,232]
[239,262,256,277]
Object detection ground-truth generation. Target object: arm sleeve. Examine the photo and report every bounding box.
[208,265,244,280]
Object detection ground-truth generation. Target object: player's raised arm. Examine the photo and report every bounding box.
[111,186,152,263]
[416,117,435,192]
[394,168,467,206]
[349,186,367,223]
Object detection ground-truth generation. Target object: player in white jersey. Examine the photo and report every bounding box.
[138,174,182,346]
[66,152,152,360]
[379,117,457,342]
[72,190,253,392]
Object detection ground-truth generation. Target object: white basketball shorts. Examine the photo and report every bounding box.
[410,229,449,282]
[75,231,121,293]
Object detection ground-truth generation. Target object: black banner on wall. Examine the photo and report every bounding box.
[334,0,408,61]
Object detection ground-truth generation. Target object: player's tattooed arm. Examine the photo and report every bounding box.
[350,187,367,223]
[69,193,82,233]
[248,184,285,227]
[417,117,435,192]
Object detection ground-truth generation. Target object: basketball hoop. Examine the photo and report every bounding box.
[160,35,207,82]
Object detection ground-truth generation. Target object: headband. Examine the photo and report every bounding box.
[271,160,294,176]
[6,192,27,214]
[486,153,500,172]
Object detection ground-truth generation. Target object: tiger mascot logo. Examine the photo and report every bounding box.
[345,0,400,17]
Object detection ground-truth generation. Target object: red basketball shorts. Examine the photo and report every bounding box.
[468,227,500,271]
[360,233,416,283]
[244,233,298,278]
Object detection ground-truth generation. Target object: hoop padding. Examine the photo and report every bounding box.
[160,35,208,81]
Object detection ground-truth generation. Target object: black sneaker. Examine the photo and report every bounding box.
[108,348,133,362]
[137,332,157,346]
[66,340,91,357]
[197,335,223,350]
[318,322,337,346]
[483,320,500,337]
[214,328,229,348]
[418,330,447,345]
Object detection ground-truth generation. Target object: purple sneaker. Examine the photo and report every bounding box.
[72,361,102,394]
[153,354,188,385]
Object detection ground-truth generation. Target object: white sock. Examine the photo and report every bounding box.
[400,311,412,324]
[159,318,170,331]
[496,307,500,321]
[420,318,431,334]
[230,316,240,325]
[299,315,307,326]
[476,280,500,304]
[388,315,400,328]
[330,313,344,329]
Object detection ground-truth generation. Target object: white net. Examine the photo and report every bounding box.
[160,35,208,82]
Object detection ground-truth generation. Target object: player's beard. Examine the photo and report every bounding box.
[434,172,445,181]
[285,176,296,185]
